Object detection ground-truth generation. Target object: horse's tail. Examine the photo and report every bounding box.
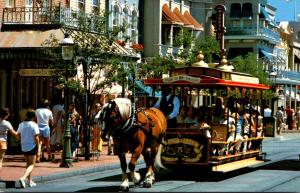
[154,143,166,172]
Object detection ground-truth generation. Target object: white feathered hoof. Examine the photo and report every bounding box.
[143,181,152,188]
[119,185,129,192]
[131,172,141,185]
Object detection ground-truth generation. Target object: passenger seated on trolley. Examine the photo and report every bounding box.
[184,107,199,128]
[240,109,252,153]
[251,109,263,137]
[231,112,243,154]
[176,106,187,125]
[198,116,211,138]
[212,97,225,123]
[219,108,236,155]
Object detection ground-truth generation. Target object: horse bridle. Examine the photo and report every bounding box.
[103,100,135,137]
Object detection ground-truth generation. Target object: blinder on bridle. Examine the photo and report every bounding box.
[100,100,124,136]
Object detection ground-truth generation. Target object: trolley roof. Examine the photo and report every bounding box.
[144,66,270,90]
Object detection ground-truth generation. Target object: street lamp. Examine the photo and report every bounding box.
[269,71,277,116]
[60,33,74,168]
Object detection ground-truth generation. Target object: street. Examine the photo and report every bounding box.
[4,133,300,192]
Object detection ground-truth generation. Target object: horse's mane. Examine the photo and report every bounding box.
[113,98,132,120]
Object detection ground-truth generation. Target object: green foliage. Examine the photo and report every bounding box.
[139,35,220,78]
[173,28,194,48]
[194,36,220,63]
[39,9,136,105]
[231,53,269,85]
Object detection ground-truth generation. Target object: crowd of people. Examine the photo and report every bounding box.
[275,105,300,134]
[0,98,114,188]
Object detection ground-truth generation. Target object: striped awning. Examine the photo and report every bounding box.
[183,11,203,31]
[162,4,184,25]
[173,8,194,28]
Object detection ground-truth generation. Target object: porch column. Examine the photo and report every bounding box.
[284,84,288,109]
[294,85,297,110]
[289,84,292,107]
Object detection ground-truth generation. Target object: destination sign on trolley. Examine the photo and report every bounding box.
[230,74,259,84]
[163,75,201,83]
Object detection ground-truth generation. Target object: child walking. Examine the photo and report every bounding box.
[17,109,40,188]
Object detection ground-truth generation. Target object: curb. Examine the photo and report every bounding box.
[2,159,145,189]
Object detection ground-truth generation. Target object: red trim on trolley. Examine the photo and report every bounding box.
[144,77,270,90]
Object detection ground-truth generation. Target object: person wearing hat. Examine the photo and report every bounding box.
[154,86,180,128]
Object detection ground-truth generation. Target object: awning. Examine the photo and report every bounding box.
[294,48,300,61]
[0,29,64,48]
[259,48,275,59]
[0,29,138,58]
[259,5,277,27]
[162,4,184,25]
[173,8,194,28]
[183,11,203,31]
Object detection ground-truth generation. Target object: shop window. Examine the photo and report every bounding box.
[161,25,170,45]
[243,20,252,28]
[5,0,14,7]
[122,7,129,41]
[230,3,242,18]
[112,5,120,34]
[242,3,253,18]
[92,0,99,14]
[78,0,85,13]
[131,11,138,43]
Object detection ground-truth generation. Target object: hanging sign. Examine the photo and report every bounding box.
[19,69,54,77]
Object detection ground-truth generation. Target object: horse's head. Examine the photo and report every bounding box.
[99,98,132,136]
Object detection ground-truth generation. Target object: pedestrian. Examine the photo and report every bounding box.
[0,108,18,169]
[35,99,54,162]
[285,105,294,130]
[17,109,40,188]
[276,107,284,134]
[68,103,79,160]
[91,103,103,154]
[296,107,300,130]
[263,104,272,117]
[153,86,180,128]
[50,98,64,150]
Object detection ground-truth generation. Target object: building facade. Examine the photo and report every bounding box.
[140,0,204,59]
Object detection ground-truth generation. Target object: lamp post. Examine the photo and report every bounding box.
[60,33,75,168]
[269,71,277,116]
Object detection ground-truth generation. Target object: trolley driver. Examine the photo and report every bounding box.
[154,86,180,128]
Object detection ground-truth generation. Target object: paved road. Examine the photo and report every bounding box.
[5,134,300,192]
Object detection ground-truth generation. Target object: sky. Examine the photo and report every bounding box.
[269,0,300,22]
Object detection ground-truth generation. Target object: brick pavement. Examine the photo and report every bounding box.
[0,144,133,189]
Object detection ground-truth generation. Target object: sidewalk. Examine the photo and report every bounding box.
[0,144,135,189]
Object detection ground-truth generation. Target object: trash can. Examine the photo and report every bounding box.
[264,117,276,137]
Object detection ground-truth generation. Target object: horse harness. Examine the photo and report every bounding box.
[105,100,167,147]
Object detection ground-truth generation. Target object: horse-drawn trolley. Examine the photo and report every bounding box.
[144,55,270,172]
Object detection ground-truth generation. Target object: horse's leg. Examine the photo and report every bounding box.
[142,145,157,188]
[129,133,144,185]
[118,152,129,192]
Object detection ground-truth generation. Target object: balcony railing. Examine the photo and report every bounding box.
[2,6,106,33]
[225,26,280,44]
[159,44,184,58]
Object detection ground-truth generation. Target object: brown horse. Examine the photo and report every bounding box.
[99,98,167,191]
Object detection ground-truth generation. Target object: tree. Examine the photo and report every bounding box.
[138,35,220,78]
[231,53,269,84]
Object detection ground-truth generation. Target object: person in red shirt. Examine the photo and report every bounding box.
[286,105,294,130]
